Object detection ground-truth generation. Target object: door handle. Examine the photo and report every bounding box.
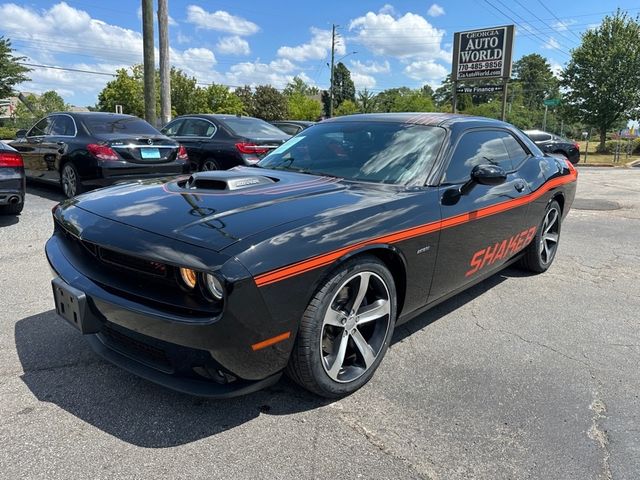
[514,182,526,193]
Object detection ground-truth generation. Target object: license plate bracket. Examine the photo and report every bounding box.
[51,277,101,334]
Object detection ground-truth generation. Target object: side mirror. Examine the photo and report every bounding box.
[470,164,507,186]
[458,164,507,196]
[15,129,27,139]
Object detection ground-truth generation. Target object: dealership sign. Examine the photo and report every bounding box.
[452,25,515,81]
[455,85,504,94]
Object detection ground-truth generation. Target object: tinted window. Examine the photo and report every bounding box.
[86,116,159,135]
[179,118,216,137]
[50,115,76,136]
[259,122,445,185]
[502,133,529,167]
[162,119,183,136]
[275,124,302,135]
[222,117,287,138]
[528,132,552,142]
[444,130,514,184]
[28,117,53,136]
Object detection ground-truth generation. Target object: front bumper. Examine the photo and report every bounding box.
[45,223,296,397]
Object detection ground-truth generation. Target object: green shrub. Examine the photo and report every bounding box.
[0,127,18,139]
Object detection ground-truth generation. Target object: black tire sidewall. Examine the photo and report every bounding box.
[61,162,82,198]
[200,159,220,171]
[302,257,397,397]
[532,200,562,270]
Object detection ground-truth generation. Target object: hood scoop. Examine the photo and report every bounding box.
[183,171,278,191]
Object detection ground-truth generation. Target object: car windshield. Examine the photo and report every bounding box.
[222,117,287,138]
[259,122,445,185]
[86,117,159,135]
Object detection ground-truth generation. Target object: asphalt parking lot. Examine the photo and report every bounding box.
[1,168,638,480]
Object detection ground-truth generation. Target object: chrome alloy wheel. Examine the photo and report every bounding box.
[201,160,218,171]
[61,164,77,198]
[320,271,391,383]
[540,206,560,264]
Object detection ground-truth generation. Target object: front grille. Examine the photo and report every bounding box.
[100,324,172,372]
[97,246,167,277]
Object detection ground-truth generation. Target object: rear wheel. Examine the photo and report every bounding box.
[519,200,562,273]
[61,163,83,198]
[200,159,220,171]
[287,256,396,398]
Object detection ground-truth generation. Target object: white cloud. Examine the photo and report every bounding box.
[186,5,259,35]
[225,60,303,88]
[136,6,177,26]
[543,37,560,50]
[350,59,390,74]
[379,4,396,15]
[216,36,250,56]
[403,60,448,81]
[427,4,445,17]
[350,72,377,89]
[349,11,448,61]
[549,61,563,78]
[552,19,577,31]
[277,27,346,62]
[176,32,191,44]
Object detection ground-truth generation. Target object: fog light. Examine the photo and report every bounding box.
[179,267,197,289]
[205,274,224,300]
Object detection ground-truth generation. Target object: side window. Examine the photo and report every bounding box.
[161,119,183,136]
[50,115,76,136]
[179,118,216,137]
[278,124,300,136]
[28,117,53,137]
[444,130,514,184]
[502,133,529,169]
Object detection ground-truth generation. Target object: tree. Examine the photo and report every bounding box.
[205,84,246,114]
[0,37,31,99]
[14,90,68,127]
[322,62,356,116]
[513,54,558,110]
[170,68,208,115]
[357,88,377,113]
[283,77,322,120]
[233,85,254,115]
[374,87,434,113]
[334,99,358,116]
[561,10,640,149]
[251,85,288,121]
[97,66,145,116]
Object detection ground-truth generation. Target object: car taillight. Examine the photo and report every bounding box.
[235,142,269,155]
[0,151,23,167]
[87,143,119,161]
[574,142,580,151]
[177,145,189,161]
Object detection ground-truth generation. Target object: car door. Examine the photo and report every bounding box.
[428,128,533,303]
[43,114,77,182]
[175,117,218,170]
[14,117,54,178]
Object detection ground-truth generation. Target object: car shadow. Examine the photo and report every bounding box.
[26,181,65,203]
[15,266,529,448]
[0,214,20,226]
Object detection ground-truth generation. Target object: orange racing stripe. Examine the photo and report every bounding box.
[254,172,577,287]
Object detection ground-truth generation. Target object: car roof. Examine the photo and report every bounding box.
[272,120,315,126]
[176,114,265,122]
[49,112,139,121]
[322,112,512,128]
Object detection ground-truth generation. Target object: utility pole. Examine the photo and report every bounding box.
[158,0,171,126]
[329,24,336,118]
[141,0,156,125]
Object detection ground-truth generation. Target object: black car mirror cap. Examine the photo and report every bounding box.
[15,129,27,139]
[459,164,507,196]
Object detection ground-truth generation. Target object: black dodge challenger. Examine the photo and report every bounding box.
[46,113,577,398]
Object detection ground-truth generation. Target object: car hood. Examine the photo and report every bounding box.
[68,168,396,252]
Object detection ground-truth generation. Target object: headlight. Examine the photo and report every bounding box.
[179,267,197,289]
[204,274,224,301]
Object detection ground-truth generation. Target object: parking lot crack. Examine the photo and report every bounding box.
[337,411,436,480]
[588,396,612,480]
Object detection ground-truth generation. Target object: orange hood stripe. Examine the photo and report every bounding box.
[254,172,577,287]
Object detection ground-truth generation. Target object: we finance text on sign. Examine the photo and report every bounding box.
[452,25,514,81]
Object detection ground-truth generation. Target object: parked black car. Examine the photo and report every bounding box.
[0,142,25,215]
[11,112,189,198]
[524,129,580,164]
[161,114,290,171]
[270,120,315,136]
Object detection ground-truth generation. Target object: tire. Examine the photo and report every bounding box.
[0,201,24,215]
[60,163,83,198]
[519,200,562,273]
[286,256,397,398]
[200,159,220,172]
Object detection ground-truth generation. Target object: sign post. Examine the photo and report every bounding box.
[451,25,515,120]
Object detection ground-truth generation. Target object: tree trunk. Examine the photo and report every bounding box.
[599,129,607,151]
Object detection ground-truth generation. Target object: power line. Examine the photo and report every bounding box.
[19,62,116,77]
[535,0,583,41]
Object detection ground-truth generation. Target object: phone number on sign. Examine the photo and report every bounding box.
[459,61,502,71]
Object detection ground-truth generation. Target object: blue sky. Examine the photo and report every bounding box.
[1,0,638,106]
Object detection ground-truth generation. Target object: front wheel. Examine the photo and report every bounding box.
[60,163,83,198]
[287,256,396,398]
[200,159,220,171]
[519,200,562,273]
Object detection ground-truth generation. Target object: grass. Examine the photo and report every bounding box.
[577,140,638,165]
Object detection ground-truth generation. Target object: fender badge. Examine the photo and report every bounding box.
[417,246,431,255]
